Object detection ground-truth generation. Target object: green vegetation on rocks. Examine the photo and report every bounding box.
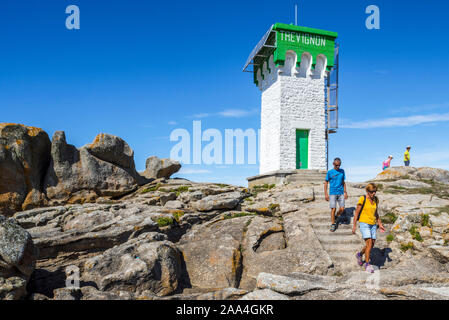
[381,211,398,224]
[154,216,174,227]
[250,184,276,196]
[171,211,185,223]
[400,242,414,252]
[409,225,423,242]
[224,212,255,220]
[141,183,161,193]
[421,214,430,227]
[175,186,189,196]
[253,184,275,190]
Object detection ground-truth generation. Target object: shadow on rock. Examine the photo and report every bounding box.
[336,207,355,226]
[26,268,97,299]
[175,252,192,294]
[370,247,393,268]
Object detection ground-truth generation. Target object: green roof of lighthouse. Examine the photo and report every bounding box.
[243,23,338,85]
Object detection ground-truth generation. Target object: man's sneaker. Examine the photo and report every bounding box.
[356,252,363,266]
[364,262,374,273]
[330,223,337,232]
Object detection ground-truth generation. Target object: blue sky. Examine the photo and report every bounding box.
[1,0,449,186]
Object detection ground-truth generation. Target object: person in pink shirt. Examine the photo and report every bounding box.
[382,155,393,170]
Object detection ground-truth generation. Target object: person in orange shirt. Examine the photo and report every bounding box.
[352,183,386,273]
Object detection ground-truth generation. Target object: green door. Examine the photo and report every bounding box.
[296,130,309,169]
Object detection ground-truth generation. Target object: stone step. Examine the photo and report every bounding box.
[334,265,363,273]
[289,178,325,181]
[315,229,355,236]
[318,235,361,245]
[309,214,353,220]
[288,178,325,183]
[311,222,352,230]
[329,251,360,259]
[322,243,360,252]
[309,216,333,223]
[329,256,360,266]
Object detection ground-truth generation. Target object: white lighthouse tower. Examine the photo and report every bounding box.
[244,23,339,187]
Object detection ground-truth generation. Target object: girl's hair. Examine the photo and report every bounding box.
[366,183,379,203]
[366,183,378,192]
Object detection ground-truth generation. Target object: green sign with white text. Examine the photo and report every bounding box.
[273,23,338,70]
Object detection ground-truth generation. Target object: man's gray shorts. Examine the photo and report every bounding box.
[329,194,345,209]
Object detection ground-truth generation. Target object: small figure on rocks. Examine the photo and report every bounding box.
[404,146,411,167]
[352,183,386,273]
[324,158,348,232]
[382,155,393,171]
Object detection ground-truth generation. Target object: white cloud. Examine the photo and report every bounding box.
[389,102,449,115]
[168,121,177,125]
[191,113,212,118]
[218,109,257,118]
[341,112,449,129]
[188,108,258,119]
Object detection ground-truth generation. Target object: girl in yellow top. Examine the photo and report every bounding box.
[352,183,385,273]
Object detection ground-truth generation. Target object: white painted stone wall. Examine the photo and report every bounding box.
[258,52,328,174]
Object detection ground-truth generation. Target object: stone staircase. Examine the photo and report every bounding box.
[307,206,365,274]
[284,170,327,184]
[247,169,326,188]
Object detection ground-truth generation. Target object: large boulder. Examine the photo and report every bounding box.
[16,203,167,298]
[239,212,333,290]
[44,132,144,204]
[190,191,246,211]
[82,233,182,296]
[85,133,135,172]
[0,123,51,215]
[0,215,38,300]
[142,156,181,179]
[13,203,161,260]
[256,272,328,295]
[178,216,250,290]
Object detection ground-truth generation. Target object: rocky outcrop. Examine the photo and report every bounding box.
[0,215,37,299]
[13,202,164,260]
[374,166,449,185]
[9,174,448,300]
[0,124,51,215]
[44,132,146,205]
[1,127,449,301]
[178,215,249,290]
[0,124,157,215]
[82,233,182,296]
[142,156,181,179]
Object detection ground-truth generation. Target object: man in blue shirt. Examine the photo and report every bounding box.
[324,158,348,232]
